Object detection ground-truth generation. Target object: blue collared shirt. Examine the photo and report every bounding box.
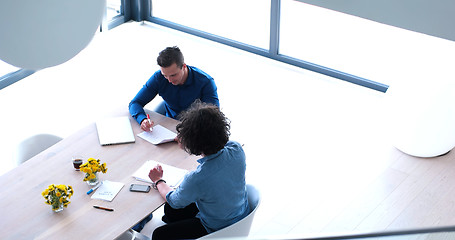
[129,65,219,123]
[166,141,250,233]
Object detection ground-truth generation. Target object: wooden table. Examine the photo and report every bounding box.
[0,109,198,240]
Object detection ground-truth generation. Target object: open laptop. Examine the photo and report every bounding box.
[95,116,135,146]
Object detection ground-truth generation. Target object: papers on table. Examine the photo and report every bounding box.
[137,125,177,145]
[91,180,124,202]
[132,160,188,187]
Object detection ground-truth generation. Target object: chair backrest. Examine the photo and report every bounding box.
[14,133,63,166]
[116,229,151,240]
[199,184,261,239]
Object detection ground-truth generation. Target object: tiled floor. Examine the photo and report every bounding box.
[2,22,455,239]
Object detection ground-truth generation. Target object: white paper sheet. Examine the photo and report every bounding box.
[132,160,188,187]
[137,125,177,145]
[91,180,124,202]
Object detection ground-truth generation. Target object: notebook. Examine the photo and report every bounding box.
[96,116,135,146]
[132,160,188,187]
[137,125,177,145]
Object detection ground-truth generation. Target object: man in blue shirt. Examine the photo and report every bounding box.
[148,101,249,239]
[129,46,219,132]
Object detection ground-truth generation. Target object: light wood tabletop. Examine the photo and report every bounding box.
[0,109,198,240]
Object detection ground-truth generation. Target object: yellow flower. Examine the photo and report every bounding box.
[42,189,49,197]
[79,158,107,182]
[101,163,108,173]
[68,185,74,197]
[42,184,73,210]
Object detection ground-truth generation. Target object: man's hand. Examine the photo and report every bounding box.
[140,118,154,131]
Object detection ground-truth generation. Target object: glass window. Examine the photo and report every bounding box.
[280,0,455,87]
[107,0,122,20]
[152,0,270,49]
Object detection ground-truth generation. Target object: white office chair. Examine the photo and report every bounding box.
[199,184,261,239]
[115,229,151,240]
[14,133,63,166]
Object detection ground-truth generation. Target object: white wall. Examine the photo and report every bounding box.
[298,0,455,42]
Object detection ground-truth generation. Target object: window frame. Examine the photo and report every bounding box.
[144,0,388,92]
[0,0,389,92]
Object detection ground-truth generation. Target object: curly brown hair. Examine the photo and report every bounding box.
[176,100,230,156]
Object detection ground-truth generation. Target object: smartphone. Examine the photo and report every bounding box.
[129,184,151,193]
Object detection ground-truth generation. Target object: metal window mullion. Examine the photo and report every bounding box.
[270,0,280,56]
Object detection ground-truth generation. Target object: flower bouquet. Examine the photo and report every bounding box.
[79,158,107,185]
[42,184,73,212]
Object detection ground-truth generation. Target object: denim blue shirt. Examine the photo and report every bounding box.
[166,141,250,233]
[129,65,219,123]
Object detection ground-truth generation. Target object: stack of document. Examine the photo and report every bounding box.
[132,160,188,187]
[137,125,177,145]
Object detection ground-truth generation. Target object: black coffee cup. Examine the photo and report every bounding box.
[72,158,83,170]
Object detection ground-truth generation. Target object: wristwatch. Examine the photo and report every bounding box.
[152,179,166,190]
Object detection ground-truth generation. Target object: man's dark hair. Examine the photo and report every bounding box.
[157,46,184,68]
[176,100,230,156]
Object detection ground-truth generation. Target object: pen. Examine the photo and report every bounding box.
[147,114,153,130]
[93,205,114,211]
[86,182,102,195]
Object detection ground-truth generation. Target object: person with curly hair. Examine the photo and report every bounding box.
[147,101,249,240]
[129,46,219,132]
